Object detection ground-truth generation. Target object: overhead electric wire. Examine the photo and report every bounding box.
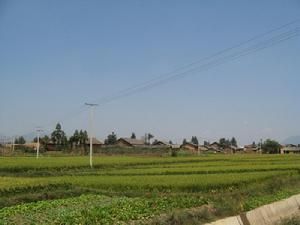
[14,19,300,138]
[91,27,299,106]
[91,19,300,106]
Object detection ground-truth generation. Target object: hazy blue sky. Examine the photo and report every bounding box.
[0,0,299,145]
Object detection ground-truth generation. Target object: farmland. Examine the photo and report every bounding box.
[0,154,300,224]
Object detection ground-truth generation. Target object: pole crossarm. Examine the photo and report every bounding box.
[85,103,99,106]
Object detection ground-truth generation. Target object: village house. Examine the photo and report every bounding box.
[117,138,145,147]
[198,145,209,152]
[151,140,170,148]
[244,144,260,153]
[180,143,198,153]
[281,144,300,154]
[170,144,181,149]
[88,137,103,148]
[207,142,223,153]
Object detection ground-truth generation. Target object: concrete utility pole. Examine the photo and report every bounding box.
[36,128,43,159]
[11,136,15,153]
[85,103,98,168]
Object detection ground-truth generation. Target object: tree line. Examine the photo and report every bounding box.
[13,123,283,154]
[182,136,238,147]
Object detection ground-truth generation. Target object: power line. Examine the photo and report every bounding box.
[11,19,300,139]
[91,27,299,106]
[91,19,300,106]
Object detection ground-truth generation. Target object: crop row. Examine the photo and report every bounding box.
[1,158,299,178]
[0,155,299,170]
[99,164,300,176]
[0,170,296,192]
[0,155,300,176]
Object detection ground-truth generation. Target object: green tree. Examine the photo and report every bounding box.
[69,130,80,150]
[131,132,136,139]
[77,130,88,154]
[262,139,281,154]
[73,130,80,146]
[105,132,117,145]
[41,135,50,150]
[230,137,237,147]
[226,139,231,147]
[83,131,88,142]
[219,138,231,148]
[79,130,84,145]
[219,138,226,148]
[15,136,26,144]
[51,123,67,150]
[204,140,210,146]
[146,133,154,145]
[41,135,50,145]
[191,136,199,145]
[182,138,187,145]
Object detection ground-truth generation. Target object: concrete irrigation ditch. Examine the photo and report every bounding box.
[205,193,300,225]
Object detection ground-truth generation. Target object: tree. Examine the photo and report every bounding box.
[41,135,49,144]
[182,138,187,145]
[219,138,231,148]
[230,137,237,147]
[73,130,80,146]
[191,136,199,145]
[219,138,226,148]
[51,123,67,150]
[262,139,281,154]
[204,140,210,146]
[15,136,26,144]
[73,129,88,154]
[105,132,117,145]
[77,130,88,152]
[79,130,84,145]
[131,132,136,139]
[225,139,231,147]
[169,140,173,145]
[69,130,80,149]
[41,135,50,150]
[145,133,154,144]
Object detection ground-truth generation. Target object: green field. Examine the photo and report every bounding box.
[0,154,300,224]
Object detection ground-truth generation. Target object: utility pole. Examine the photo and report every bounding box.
[11,136,15,153]
[260,138,263,154]
[85,103,98,168]
[36,128,43,159]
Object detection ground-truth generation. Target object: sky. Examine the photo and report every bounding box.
[0,0,299,145]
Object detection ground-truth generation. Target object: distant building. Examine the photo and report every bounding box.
[152,140,170,148]
[244,144,259,153]
[207,142,223,152]
[117,138,145,147]
[181,143,198,153]
[198,145,209,152]
[84,137,103,153]
[170,144,181,149]
[281,144,300,154]
[87,138,103,147]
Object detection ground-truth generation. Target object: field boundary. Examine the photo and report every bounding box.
[205,193,300,225]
